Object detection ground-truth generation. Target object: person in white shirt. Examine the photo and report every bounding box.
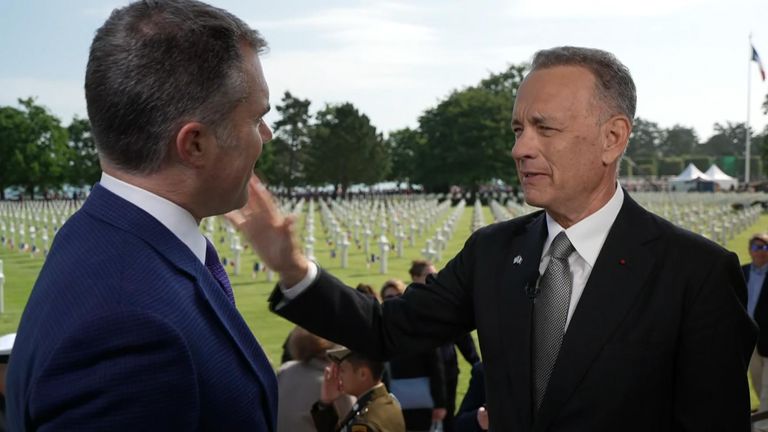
[229,46,756,431]
[7,1,279,430]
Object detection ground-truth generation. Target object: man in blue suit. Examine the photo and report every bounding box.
[6,1,278,430]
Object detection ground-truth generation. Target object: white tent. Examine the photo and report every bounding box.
[669,163,713,192]
[704,164,739,191]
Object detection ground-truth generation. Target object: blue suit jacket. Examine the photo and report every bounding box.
[7,184,277,431]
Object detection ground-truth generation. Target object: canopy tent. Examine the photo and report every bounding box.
[669,163,713,192]
[704,164,739,191]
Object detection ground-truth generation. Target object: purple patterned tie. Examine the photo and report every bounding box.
[205,239,236,306]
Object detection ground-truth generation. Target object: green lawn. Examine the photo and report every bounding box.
[1,204,765,404]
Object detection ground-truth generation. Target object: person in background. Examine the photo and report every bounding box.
[744,233,768,410]
[235,46,757,431]
[382,279,447,432]
[455,362,487,432]
[6,1,277,430]
[409,260,479,432]
[312,347,404,432]
[277,327,353,432]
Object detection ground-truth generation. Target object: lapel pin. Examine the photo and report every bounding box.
[513,255,523,265]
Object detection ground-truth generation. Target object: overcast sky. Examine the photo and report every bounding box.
[1,0,767,142]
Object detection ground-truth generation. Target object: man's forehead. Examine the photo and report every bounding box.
[513,67,598,119]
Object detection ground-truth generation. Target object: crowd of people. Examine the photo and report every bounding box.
[276,260,486,432]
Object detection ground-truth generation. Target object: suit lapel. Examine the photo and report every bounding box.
[497,211,548,428]
[83,184,278,425]
[535,195,658,431]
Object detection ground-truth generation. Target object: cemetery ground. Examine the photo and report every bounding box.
[1,201,766,403]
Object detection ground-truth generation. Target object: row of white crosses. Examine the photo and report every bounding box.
[422,199,465,263]
[0,200,80,257]
[311,195,458,273]
[635,192,763,246]
[471,199,486,232]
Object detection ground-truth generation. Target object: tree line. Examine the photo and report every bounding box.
[2,69,768,199]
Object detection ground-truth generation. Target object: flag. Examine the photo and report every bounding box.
[753,44,766,81]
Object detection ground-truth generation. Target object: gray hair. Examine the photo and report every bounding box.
[85,0,268,173]
[530,46,636,124]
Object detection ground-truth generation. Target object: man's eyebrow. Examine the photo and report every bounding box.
[260,104,272,117]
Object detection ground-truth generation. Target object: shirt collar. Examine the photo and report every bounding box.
[99,172,207,263]
[543,185,624,267]
[752,263,768,275]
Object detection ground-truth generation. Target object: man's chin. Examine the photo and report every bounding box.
[522,192,546,209]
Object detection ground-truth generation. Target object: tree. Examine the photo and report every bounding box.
[266,92,311,192]
[304,102,390,192]
[627,118,664,158]
[0,105,29,199]
[18,98,70,197]
[658,125,698,157]
[385,128,425,184]
[697,122,751,156]
[0,98,69,198]
[415,86,516,192]
[66,117,100,187]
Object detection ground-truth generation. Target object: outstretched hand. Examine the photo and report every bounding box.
[225,177,309,287]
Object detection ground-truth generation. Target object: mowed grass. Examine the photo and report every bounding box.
[1,204,766,404]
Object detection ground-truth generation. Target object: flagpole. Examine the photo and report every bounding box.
[746,34,752,185]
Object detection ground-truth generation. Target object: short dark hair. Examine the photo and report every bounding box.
[343,352,385,382]
[530,46,636,123]
[409,259,432,278]
[85,0,268,173]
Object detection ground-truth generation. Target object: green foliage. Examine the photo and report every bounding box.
[385,128,425,183]
[416,87,516,191]
[0,106,29,199]
[66,117,100,187]
[304,103,391,191]
[264,92,312,190]
[627,118,664,158]
[657,158,684,176]
[683,156,712,171]
[697,122,751,156]
[659,125,698,156]
[0,98,70,197]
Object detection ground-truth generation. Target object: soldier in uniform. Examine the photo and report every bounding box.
[311,347,405,432]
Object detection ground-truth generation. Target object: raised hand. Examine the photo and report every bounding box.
[320,363,343,404]
[225,177,309,287]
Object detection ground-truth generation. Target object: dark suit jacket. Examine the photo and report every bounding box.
[7,184,277,431]
[271,193,756,431]
[742,264,768,356]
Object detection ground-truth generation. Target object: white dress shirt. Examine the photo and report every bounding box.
[540,186,624,330]
[99,172,207,264]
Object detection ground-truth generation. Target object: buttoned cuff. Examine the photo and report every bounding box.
[279,260,319,301]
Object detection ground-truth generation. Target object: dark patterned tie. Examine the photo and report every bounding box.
[533,231,575,410]
[205,239,236,306]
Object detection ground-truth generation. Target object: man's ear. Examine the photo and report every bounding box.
[601,115,632,166]
[174,121,216,168]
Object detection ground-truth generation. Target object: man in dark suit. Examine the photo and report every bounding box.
[744,233,768,410]
[6,1,277,430]
[231,46,757,431]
